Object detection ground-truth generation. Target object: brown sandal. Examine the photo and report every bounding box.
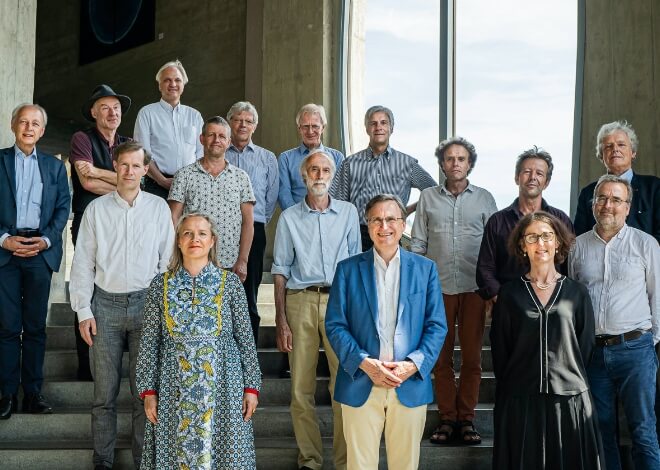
[458,420,481,445]
[429,420,456,445]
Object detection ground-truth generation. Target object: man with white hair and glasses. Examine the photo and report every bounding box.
[134,59,204,199]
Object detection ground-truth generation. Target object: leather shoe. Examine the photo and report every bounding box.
[23,392,53,414]
[0,394,18,419]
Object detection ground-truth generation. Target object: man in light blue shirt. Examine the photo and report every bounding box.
[225,101,278,344]
[277,103,344,210]
[134,60,204,199]
[272,150,360,470]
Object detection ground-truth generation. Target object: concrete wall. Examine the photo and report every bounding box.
[34,0,247,140]
[0,0,37,147]
[575,0,659,191]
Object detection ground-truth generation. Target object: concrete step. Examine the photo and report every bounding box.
[0,436,504,470]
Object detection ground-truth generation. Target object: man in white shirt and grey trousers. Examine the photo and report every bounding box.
[70,141,175,470]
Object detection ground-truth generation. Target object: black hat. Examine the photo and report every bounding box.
[82,84,131,122]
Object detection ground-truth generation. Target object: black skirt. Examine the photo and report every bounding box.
[492,390,604,470]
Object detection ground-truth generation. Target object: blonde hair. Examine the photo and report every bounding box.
[168,213,220,272]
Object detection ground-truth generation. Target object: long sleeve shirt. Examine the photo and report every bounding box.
[411,183,497,294]
[569,224,660,343]
[225,141,279,224]
[69,191,175,322]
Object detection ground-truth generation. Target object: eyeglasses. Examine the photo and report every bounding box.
[230,118,255,126]
[299,124,322,132]
[367,217,404,226]
[523,231,555,244]
[594,195,629,207]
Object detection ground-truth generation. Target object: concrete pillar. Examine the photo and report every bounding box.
[574,0,659,204]
[0,0,36,147]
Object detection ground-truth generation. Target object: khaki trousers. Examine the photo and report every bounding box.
[287,289,346,470]
[433,292,485,422]
[342,387,427,470]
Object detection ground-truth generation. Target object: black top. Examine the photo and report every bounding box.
[574,172,660,243]
[490,276,595,396]
[476,198,574,300]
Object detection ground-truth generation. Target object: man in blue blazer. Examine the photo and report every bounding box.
[0,104,71,419]
[574,120,659,243]
[326,194,447,469]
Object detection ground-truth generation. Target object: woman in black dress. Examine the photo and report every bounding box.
[490,211,603,469]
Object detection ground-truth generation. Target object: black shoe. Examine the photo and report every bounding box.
[94,466,110,470]
[23,392,53,414]
[0,394,18,419]
[279,369,291,378]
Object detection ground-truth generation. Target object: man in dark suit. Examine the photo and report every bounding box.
[326,194,447,470]
[0,104,71,419]
[574,120,659,243]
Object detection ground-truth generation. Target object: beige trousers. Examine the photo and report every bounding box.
[341,386,427,470]
[287,289,346,470]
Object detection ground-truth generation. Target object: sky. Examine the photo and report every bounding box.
[362,0,578,214]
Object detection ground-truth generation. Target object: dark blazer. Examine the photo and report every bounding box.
[574,173,660,243]
[0,146,71,271]
[326,248,447,408]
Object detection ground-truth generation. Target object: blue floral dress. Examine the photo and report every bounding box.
[137,264,261,469]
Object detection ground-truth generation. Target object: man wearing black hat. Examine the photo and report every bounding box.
[69,84,131,380]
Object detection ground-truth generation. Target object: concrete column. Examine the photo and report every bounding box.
[574,0,659,200]
[0,0,36,147]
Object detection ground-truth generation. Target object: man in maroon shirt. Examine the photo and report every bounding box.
[476,147,573,314]
[69,84,131,380]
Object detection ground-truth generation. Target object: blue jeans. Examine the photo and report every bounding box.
[588,331,660,470]
[90,286,147,469]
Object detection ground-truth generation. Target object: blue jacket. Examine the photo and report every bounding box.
[0,146,71,271]
[326,248,447,408]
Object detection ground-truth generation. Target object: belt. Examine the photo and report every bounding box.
[595,329,647,347]
[304,285,331,294]
[16,228,41,238]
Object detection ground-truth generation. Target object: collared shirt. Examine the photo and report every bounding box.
[225,141,279,224]
[619,167,633,182]
[476,198,573,300]
[277,143,344,210]
[411,183,497,294]
[69,191,175,322]
[14,145,42,230]
[271,197,360,289]
[133,99,204,175]
[569,224,660,343]
[169,160,255,268]
[374,248,400,362]
[330,145,437,224]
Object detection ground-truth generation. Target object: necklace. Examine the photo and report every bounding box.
[529,273,560,290]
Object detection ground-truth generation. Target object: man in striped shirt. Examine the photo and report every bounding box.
[330,105,437,250]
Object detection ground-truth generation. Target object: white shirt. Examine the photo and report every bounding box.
[374,248,401,362]
[70,191,175,322]
[569,224,660,343]
[133,99,204,175]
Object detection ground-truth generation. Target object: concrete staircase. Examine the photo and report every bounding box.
[0,283,497,469]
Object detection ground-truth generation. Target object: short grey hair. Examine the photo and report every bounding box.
[592,174,633,205]
[155,60,189,85]
[365,194,407,220]
[227,101,259,125]
[299,150,336,181]
[364,105,394,131]
[11,103,48,127]
[435,136,478,176]
[595,120,639,161]
[202,116,231,137]
[515,146,554,182]
[295,103,327,127]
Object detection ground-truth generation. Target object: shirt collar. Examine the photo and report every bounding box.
[112,189,144,209]
[367,145,392,160]
[159,98,180,112]
[195,159,233,175]
[440,180,473,195]
[298,142,327,155]
[592,223,628,244]
[14,144,37,160]
[508,197,550,217]
[618,168,634,182]
[301,195,338,214]
[373,246,401,271]
[228,140,255,153]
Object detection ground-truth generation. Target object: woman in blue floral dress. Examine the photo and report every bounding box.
[136,213,261,469]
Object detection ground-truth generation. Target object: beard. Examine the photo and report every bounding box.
[306,179,329,197]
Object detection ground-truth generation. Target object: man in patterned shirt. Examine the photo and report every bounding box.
[169,116,255,283]
[330,105,437,250]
